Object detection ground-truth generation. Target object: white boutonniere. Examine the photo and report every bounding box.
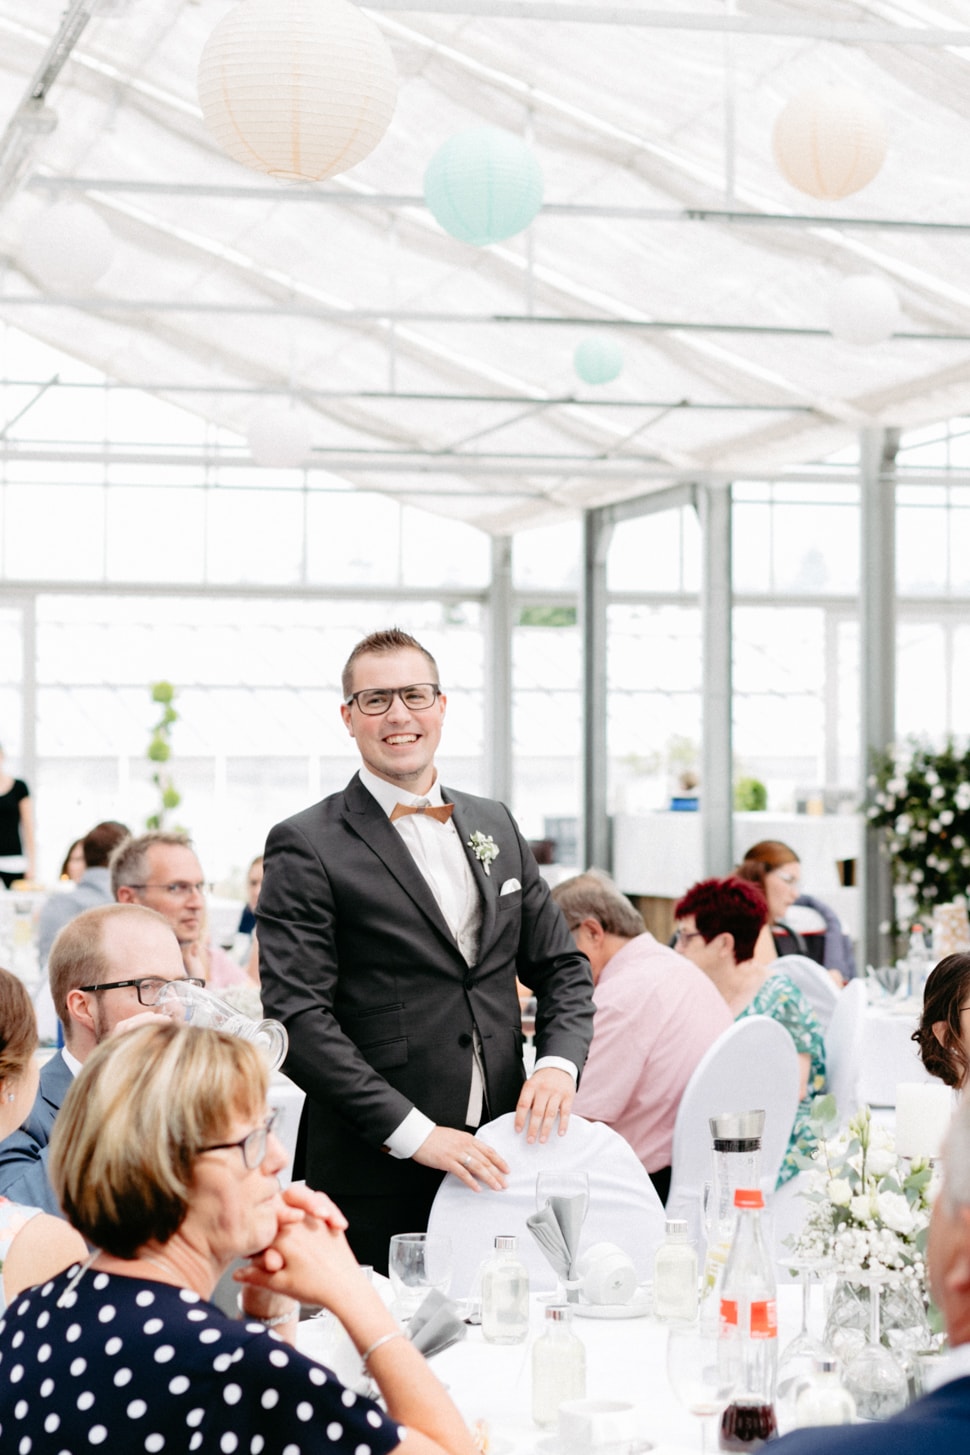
[467,830,499,876]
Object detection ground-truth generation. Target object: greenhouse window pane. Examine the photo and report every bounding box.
[732,502,772,593]
[305,493,401,586]
[206,489,304,585]
[3,484,105,580]
[897,505,948,594]
[106,487,205,582]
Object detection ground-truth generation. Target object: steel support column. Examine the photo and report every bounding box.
[698,483,734,876]
[860,427,898,968]
[486,535,513,805]
[581,508,613,869]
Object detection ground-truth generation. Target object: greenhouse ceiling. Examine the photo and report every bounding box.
[0,0,969,535]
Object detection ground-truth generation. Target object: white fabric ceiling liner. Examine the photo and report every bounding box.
[0,0,968,534]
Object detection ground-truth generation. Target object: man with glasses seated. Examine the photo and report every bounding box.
[257,627,594,1272]
[0,902,196,1214]
[111,829,254,990]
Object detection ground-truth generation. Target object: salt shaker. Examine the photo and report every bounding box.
[481,1234,529,1345]
[653,1218,698,1322]
[531,1304,586,1427]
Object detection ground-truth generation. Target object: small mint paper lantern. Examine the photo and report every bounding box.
[423,127,544,246]
[574,336,623,385]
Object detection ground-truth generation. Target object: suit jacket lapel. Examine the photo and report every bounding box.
[446,791,500,954]
[341,774,460,953]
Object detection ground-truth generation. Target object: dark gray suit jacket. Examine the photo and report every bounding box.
[257,774,594,1200]
[0,1050,73,1214]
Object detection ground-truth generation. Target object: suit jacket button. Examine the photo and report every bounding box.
[457,1032,472,1048]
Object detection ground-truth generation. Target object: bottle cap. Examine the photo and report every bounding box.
[494,1234,517,1251]
[733,1187,765,1209]
[545,1304,572,1323]
[665,1218,689,1238]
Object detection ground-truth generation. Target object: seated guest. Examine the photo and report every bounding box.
[914,953,970,1089]
[112,829,256,989]
[36,819,130,966]
[551,871,732,1204]
[58,838,86,883]
[0,1020,477,1455]
[0,965,87,1308]
[736,839,855,980]
[771,1087,970,1454]
[674,875,827,1184]
[0,902,197,1213]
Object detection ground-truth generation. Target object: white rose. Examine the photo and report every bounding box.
[850,1195,874,1222]
[876,1191,916,1235]
[867,1149,896,1176]
[828,1178,852,1206]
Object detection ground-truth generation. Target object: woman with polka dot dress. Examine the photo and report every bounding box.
[0,1021,478,1455]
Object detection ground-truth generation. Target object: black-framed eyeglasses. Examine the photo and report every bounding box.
[124,881,212,899]
[674,929,705,947]
[344,682,441,716]
[200,1108,281,1170]
[78,975,205,1006]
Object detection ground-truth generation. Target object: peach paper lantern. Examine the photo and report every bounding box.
[773,85,887,200]
[198,0,397,183]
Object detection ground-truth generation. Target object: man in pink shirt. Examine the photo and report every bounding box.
[551,871,733,1204]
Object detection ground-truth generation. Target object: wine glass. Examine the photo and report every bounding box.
[535,1172,589,1303]
[666,1318,733,1453]
[842,1272,908,1421]
[775,1255,829,1430]
[387,1232,454,1322]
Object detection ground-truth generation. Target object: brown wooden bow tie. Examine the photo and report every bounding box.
[389,801,455,824]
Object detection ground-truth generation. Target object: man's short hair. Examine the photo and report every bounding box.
[674,876,768,964]
[109,830,194,900]
[551,871,645,940]
[341,628,440,699]
[50,1022,268,1259]
[48,902,168,1029]
[82,820,130,870]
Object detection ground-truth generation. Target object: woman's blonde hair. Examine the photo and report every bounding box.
[50,1021,269,1258]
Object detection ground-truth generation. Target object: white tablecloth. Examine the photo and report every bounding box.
[860,1002,933,1108]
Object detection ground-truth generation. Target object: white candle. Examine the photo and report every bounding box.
[895,1081,954,1159]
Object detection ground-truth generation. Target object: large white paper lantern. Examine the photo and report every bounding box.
[773,86,887,200]
[246,402,313,468]
[23,203,114,292]
[198,0,397,183]
[829,274,901,346]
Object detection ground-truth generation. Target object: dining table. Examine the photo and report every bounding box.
[859,996,933,1108]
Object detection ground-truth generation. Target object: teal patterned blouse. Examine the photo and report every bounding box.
[735,974,827,1185]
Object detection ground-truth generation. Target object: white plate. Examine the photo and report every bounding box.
[536,1437,654,1453]
[571,1291,652,1320]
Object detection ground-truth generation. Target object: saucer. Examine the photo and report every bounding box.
[571,1290,652,1320]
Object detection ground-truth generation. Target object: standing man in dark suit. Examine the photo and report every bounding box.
[770,1089,970,1454]
[257,628,595,1271]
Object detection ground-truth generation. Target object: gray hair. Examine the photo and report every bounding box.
[109,830,195,899]
[551,871,645,940]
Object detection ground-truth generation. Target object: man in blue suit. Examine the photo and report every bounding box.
[0,903,195,1213]
[772,1093,970,1453]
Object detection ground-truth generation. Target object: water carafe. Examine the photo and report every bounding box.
[704,1111,764,1300]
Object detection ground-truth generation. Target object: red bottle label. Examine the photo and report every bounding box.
[719,1298,777,1339]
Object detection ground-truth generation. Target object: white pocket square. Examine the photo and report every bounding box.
[500,878,521,895]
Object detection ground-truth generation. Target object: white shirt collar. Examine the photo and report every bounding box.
[358,764,444,817]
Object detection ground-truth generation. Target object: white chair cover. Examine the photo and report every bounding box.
[771,954,840,1033]
[824,978,868,1125]
[666,1015,801,1238]
[426,1112,666,1298]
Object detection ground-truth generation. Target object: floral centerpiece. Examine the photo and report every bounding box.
[867,736,970,924]
[787,1100,937,1381]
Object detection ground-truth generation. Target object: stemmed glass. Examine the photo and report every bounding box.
[842,1271,908,1421]
[775,1255,829,1429]
[387,1232,454,1323]
[535,1171,589,1302]
[666,1318,733,1453]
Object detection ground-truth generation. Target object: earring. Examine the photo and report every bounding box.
[4,1092,14,1102]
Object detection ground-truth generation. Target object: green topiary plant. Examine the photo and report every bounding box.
[145,680,182,830]
[735,776,768,812]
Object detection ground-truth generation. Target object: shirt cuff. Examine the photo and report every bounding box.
[386,1108,437,1160]
[534,1055,578,1082]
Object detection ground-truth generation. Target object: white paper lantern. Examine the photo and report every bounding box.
[773,86,887,200]
[22,203,114,292]
[198,0,397,183]
[829,274,900,346]
[246,402,313,468]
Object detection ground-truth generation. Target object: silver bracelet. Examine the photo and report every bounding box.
[360,1330,407,1366]
[236,1292,298,1328]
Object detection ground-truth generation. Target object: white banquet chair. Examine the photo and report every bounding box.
[824,977,868,1125]
[426,1112,666,1298]
[666,1015,800,1240]
[771,954,840,1033]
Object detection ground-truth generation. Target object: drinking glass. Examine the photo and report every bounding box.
[775,1255,828,1429]
[842,1273,908,1421]
[666,1319,733,1453]
[156,978,288,1071]
[388,1232,454,1322]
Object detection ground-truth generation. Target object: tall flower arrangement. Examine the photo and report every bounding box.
[867,737,970,921]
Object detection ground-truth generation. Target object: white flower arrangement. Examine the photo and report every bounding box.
[467,830,499,876]
[787,1100,934,1312]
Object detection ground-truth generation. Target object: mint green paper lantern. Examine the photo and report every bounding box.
[423,127,544,246]
[574,336,623,385]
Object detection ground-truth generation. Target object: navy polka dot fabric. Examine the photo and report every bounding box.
[0,1266,407,1454]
